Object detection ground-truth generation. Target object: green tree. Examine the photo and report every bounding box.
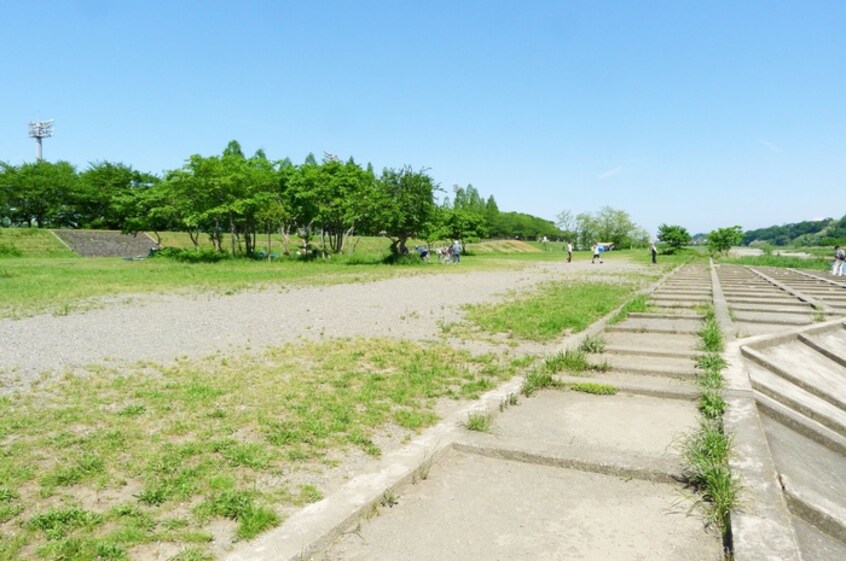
[2,161,79,227]
[707,225,743,255]
[77,161,157,229]
[657,224,692,254]
[376,166,436,256]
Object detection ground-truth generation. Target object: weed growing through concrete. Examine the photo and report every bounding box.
[521,370,558,397]
[698,305,724,353]
[543,349,609,375]
[578,335,606,354]
[682,302,740,537]
[464,412,493,432]
[568,382,617,395]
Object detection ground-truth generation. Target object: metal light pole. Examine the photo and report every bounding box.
[28,119,54,161]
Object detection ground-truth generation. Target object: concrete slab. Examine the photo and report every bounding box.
[602,353,698,380]
[751,341,846,409]
[313,451,723,561]
[732,311,813,326]
[608,317,702,334]
[760,415,846,507]
[791,516,846,561]
[489,390,699,459]
[602,331,701,351]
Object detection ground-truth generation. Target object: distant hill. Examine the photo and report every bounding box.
[742,215,846,246]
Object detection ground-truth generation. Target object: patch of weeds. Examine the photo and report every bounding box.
[521,369,557,397]
[610,294,649,324]
[0,486,22,523]
[117,404,146,417]
[41,453,105,487]
[136,485,169,506]
[682,421,739,533]
[348,432,381,457]
[813,309,826,322]
[543,349,608,375]
[699,319,724,353]
[297,484,323,504]
[696,353,727,372]
[394,408,439,430]
[464,412,493,432]
[235,505,279,540]
[579,335,606,354]
[459,377,495,398]
[413,451,435,484]
[379,490,399,508]
[509,356,536,368]
[698,390,727,420]
[169,546,214,561]
[27,506,103,538]
[569,382,617,395]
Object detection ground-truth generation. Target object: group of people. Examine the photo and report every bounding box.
[416,240,463,264]
[562,241,658,264]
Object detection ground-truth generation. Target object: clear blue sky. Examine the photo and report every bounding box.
[2,1,843,236]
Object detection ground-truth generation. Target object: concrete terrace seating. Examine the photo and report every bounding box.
[52,229,158,258]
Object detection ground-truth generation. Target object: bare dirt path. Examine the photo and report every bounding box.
[0,259,648,394]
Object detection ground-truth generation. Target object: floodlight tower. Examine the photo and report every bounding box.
[28,119,54,161]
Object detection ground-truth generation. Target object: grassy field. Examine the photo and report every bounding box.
[0,231,576,319]
[0,338,517,561]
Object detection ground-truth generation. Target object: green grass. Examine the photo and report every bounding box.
[521,369,559,397]
[609,294,649,324]
[568,382,617,395]
[543,349,609,375]
[464,412,494,432]
[0,228,75,257]
[721,253,830,270]
[681,300,739,536]
[578,335,606,354]
[0,338,513,559]
[464,281,640,341]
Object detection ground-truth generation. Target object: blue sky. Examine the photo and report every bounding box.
[2,1,843,235]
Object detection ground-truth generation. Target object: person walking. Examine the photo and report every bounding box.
[833,245,845,276]
[650,241,658,264]
[591,243,603,264]
[452,240,462,264]
[566,241,573,263]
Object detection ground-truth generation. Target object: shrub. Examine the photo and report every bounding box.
[153,247,230,263]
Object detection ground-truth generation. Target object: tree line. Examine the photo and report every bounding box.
[0,141,564,257]
[742,216,846,247]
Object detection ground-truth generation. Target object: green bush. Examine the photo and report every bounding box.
[153,247,231,263]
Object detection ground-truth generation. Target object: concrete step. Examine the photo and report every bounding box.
[602,331,700,352]
[601,354,697,380]
[628,311,704,321]
[748,363,846,438]
[756,393,846,458]
[555,373,698,400]
[745,343,846,411]
[732,311,815,326]
[607,316,701,335]
[604,344,698,360]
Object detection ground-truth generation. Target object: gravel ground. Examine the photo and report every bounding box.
[0,259,648,394]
